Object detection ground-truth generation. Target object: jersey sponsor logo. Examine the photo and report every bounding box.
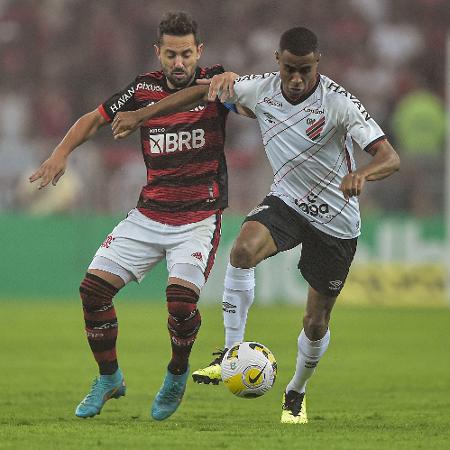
[329,279,343,290]
[263,97,282,107]
[263,112,277,124]
[295,194,330,217]
[327,81,372,121]
[247,205,270,216]
[149,129,205,154]
[305,107,325,115]
[235,72,277,83]
[305,116,325,140]
[110,87,135,114]
[136,82,163,92]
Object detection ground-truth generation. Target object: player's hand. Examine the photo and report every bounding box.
[111,111,143,140]
[339,172,366,200]
[29,154,67,189]
[203,72,239,102]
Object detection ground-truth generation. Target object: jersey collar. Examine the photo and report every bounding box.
[280,74,320,106]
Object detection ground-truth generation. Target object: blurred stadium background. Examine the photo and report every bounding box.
[1,2,450,449]
[0,0,449,305]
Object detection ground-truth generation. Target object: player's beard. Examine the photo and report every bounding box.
[164,67,196,89]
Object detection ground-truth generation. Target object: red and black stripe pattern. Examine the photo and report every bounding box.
[306,116,325,140]
[204,212,222,281]
[166,284,201,374]
[100,65,229,226]
[79,273,119,375]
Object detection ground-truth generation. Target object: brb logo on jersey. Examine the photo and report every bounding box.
[149,129,206,154]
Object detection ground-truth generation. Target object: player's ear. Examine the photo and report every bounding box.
[154,44,161,58]
[275,50,280,63]
[196,43,204,60]
[315,52,321,63]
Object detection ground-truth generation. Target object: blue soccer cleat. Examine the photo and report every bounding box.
[75,368,126,418]
[151,367,189,421]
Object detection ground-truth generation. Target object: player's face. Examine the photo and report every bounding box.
[155,34,203,89]
[276,50,320,102]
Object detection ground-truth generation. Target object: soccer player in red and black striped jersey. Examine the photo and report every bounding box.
[29,11,236,421]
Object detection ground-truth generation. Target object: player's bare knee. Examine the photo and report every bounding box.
[303,313,329,341]
[230,241,258,268]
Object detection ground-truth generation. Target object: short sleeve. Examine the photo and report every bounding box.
[228,75,261,113]
[341,97,386,152]
[98,78,140,122]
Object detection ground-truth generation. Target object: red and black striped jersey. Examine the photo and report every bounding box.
[98,65,230,225]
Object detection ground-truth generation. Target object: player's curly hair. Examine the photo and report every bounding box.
[157,11,200,45]
[279,27,318,56]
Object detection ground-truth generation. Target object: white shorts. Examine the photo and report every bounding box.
[91,208,222,285]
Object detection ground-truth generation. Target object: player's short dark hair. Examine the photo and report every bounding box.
[157,11,200,45]
[279,27,318,56]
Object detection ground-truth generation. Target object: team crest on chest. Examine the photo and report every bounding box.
[305,116,325,141]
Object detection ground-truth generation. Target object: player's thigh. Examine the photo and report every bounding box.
[166,212,222,290]
[299,227,357,298]
[230,221,277,267]
[92,209,165,283]
[88,268,126,289]
[234,195,306,266]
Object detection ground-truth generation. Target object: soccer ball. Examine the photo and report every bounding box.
[221,341,277,398]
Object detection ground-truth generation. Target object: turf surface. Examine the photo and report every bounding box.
[1,301,449,449]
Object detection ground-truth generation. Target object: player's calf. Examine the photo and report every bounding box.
[166,284,201,375]
[79,273,120,374]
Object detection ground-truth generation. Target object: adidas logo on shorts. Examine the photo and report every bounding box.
[191,252,203,261]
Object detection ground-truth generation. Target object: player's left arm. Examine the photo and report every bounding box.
[339,139,400,200]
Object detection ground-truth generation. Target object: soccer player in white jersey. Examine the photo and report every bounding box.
[111,27,400,424]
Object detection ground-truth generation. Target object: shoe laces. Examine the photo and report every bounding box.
[82,377,114,404]
[283,391,305,417]
[209,348,228,366]
[161,379,185,402]
[81,378,101,405]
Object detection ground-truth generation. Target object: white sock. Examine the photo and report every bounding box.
[286,328,330,394]
[222,263,255,349]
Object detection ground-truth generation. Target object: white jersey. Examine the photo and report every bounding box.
[231,73,385,239]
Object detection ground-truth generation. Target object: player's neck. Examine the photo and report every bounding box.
[166,74,196,91]
[281,74,320,105]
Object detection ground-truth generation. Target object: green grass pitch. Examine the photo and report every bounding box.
[1,301,449,449]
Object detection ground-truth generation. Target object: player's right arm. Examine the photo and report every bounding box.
[29,109,107,189]
[207,73,256,118]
